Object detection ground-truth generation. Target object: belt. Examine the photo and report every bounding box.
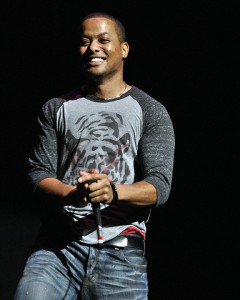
[101,234,145,250]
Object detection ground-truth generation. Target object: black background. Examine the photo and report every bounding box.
[1,0,239,299]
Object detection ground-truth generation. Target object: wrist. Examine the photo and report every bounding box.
[110,182,118,204]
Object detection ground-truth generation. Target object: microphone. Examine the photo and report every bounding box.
[92,202,103,244]
[77,180,103,243]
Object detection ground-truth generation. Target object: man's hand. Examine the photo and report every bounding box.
[78,169,114,204]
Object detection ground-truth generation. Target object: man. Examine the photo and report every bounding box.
[14,12,175,299]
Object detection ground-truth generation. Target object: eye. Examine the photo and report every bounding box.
[99,38,110,44]
[79,38,90,46]
[98,34,111,44]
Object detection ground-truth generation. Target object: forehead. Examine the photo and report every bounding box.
[80,17,117,35]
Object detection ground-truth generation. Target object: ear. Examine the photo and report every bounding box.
[122,42,129,59]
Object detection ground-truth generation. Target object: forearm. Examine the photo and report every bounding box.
[37,175,157,207]
[116,181,157,206]
[37,178,77,197]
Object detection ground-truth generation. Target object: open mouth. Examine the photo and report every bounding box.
[90,57,105,63]
[84,57,106,67]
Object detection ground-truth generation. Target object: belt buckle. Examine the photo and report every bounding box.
[106,235,128,248]
[113,236,128,247]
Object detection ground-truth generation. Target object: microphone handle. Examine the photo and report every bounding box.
[92,202,103,244]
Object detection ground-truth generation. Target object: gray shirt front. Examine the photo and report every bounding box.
[29,85,175,244]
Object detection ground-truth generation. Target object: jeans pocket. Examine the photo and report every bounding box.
[119,248,147,271]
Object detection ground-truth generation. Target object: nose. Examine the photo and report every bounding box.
[89,39,100,52]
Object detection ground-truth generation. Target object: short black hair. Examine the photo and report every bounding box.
[80,12,126,43]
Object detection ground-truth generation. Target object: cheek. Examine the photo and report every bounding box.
[79,47,87,56]
[105,43,121,54]
[107,48,124,61]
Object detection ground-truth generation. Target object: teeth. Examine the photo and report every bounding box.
[91,58,103,62]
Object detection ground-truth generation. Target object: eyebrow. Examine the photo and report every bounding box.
[81,32,111,38]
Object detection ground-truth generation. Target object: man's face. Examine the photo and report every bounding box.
[78,17,128,80]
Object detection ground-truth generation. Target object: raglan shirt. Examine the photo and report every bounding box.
[29,85,175,244]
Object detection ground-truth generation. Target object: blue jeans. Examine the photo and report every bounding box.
[13,242,148,299]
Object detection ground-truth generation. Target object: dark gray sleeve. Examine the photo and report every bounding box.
[28,98,63,189]
[138,98,175,206]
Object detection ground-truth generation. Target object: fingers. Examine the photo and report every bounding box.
[78,170,104,184]
[88,180,112,204]
[77,171,113,204]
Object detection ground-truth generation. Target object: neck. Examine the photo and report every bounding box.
[103,82,128,100]
[81,81,129,99]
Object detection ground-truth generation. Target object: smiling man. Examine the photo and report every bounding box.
[14,12,175,300]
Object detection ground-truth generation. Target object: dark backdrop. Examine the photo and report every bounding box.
[1,1,239,299]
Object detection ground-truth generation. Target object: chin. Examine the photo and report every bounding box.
[85,71,105,82]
